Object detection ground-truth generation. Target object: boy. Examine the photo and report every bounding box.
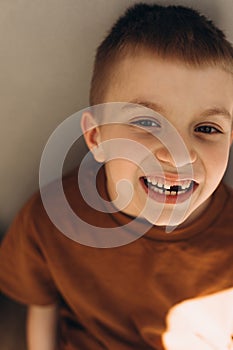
[1,2,233,350]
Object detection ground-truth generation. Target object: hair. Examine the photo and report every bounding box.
[90,2,233,105]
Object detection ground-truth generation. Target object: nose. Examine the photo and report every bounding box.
[154,144,197,167]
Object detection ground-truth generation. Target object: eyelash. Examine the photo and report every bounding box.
[194,125,222,134]
[130,119,161,128]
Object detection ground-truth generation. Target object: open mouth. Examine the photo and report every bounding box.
[141,176,198,204]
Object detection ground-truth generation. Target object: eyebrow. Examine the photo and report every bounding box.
[122,99,232,121]
[200,107,232,121]
[121,99,166,115]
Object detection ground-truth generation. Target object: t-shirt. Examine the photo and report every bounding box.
[0,164,233,350]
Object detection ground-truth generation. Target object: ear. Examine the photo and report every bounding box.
[81,111,105,162]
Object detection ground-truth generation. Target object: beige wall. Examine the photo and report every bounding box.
[0,0,232,234]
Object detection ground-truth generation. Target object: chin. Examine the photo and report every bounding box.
[143,211,189,228]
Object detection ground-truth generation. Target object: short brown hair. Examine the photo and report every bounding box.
[90,2,233,105]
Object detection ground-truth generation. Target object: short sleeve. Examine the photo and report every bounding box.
[0,193,60,305]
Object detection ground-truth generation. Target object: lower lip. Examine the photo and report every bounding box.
[140,178,198,204]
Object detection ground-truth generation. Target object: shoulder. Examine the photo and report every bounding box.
[5,168,79,239]
[18,164,109,238]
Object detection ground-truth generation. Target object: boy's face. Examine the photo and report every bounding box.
[83,54,233,227]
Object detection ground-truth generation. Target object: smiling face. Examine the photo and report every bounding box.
[82,53,233,227]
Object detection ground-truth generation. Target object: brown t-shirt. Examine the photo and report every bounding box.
[0,165,233,350]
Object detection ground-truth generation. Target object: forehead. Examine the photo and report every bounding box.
[103,54,233,118]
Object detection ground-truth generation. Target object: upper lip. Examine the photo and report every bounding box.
[143,173,197,182]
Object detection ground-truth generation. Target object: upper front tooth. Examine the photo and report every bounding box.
[158,181,163,188]
[164,181,173,189]
[164,181,174,187]
[152,178,157,185]
[164,184,171,190]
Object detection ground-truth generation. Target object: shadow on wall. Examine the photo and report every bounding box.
[223,146,233,188]
[0,226,5,239]
[0,228,26,350]
[0,293,27,350]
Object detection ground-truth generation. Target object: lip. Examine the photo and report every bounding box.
[140,177,198,204]
[145,173,196,182]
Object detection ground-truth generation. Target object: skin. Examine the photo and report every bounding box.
[82,53,233,228]
[27,304,58,350]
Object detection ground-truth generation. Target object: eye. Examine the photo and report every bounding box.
[130,118,161,128]
[194,125,222,134]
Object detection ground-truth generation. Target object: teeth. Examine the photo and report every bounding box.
[152,178,157,185]
[164,189,171,195]
[181,181,191,190]
[145,176,193,195]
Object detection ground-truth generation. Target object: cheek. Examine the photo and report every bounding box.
[105,159,141,181]
[202,142,230,177]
